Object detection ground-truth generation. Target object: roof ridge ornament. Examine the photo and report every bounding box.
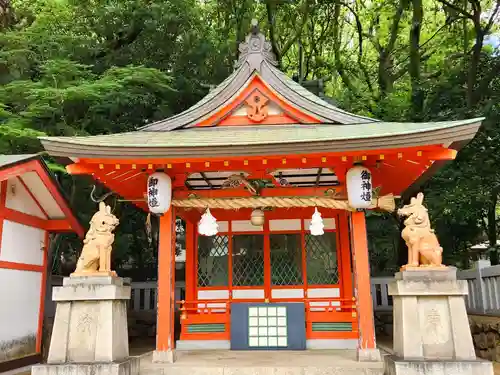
[235,19,278,71]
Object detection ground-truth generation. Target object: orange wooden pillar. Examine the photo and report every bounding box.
[184,220,195,303]
[338,212,353,300]
[153,207,176,363]
[350,211,381,362]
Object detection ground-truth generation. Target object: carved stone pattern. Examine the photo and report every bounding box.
[420,302,450,346]
[76,311,94,336]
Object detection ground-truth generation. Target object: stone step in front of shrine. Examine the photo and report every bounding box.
[138,350,385,375]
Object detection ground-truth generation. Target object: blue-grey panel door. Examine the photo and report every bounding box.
[230,303,306,350]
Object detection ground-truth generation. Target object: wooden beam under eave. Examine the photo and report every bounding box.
[32,162,86,238]
[66,163,97,175]
[92,172,149,212]
[1,208,72,232]
[173,185,345,200]
[75,145,443,164]
[0,160,38,182]
[45,219,73,232]
[424,148,457,161]
[176,208,202,223]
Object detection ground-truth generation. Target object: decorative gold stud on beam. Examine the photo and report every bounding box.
[398,153,403,159]
[132,164,137,170]
[186,162,191,168]
[341,156,347,162]
[224,161,229,166]
[302,158,307,164]
[204,162,210,167]
[417,151,422,157]
[148,164,153,169]
[244,160,249,166]
[321,157,327,163]
[167,164,172,169]
[115,164,120,170]
[282,158,287,165]
[262,159,267,165]
[362,155,367,161]
[99,164,104,169]
[379,154,385,160]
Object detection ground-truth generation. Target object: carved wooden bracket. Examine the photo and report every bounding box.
[245,91,269,122]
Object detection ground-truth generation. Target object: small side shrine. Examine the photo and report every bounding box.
[39,22,483,364]
[0,154,84,371]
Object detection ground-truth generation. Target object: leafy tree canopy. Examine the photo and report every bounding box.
[1,0,499,276]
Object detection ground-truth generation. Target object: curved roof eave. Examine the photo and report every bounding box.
[39,118,483,159]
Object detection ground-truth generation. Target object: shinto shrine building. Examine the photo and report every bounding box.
[39,24,483,362]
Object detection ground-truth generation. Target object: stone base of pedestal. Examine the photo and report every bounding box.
[32,357,140,375]
[389,268,477,360]
[47,276,131,364]
[384,355,493,375]
[357,348,382,362]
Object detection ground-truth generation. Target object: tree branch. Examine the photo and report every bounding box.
[279,0,312,58]
[266,0,281,60]
[387,0,407,53]
[340,1,373,93]
[436,0,474,19]
[485,0,500,34]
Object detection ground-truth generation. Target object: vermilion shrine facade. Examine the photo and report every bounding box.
[40,24,483,362]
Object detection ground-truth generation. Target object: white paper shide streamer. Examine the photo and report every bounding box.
[310,207,324,236]
[198,208,219,236]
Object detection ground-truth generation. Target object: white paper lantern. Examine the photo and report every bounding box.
[310,207,324,236]
[147,172,172,214]
[346,165,372,209]
[198,208,219,236]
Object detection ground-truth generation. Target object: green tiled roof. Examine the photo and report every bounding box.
[41,119,482,148]
[39,118,484,159]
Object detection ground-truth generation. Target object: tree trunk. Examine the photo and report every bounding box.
[378,50,394,97]
[266,0,281,65]
[377,0,406,98]
[394,210,408,268]
[488,188,498,264]
[333,1,357,94]
[466,27,484,109]
[409,0,424,119]
[41,233,61,360]
[462,0,469,54]
[0,0,14,30]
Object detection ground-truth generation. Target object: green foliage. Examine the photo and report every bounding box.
[1,0,500,275]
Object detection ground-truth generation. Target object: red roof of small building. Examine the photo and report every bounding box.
[0,154,85,237]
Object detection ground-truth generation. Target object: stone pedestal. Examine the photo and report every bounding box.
[32,276,139,375]
[385,267,493,375]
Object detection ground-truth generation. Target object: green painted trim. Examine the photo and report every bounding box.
[312,322,353,332]
[187,323,225,333]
